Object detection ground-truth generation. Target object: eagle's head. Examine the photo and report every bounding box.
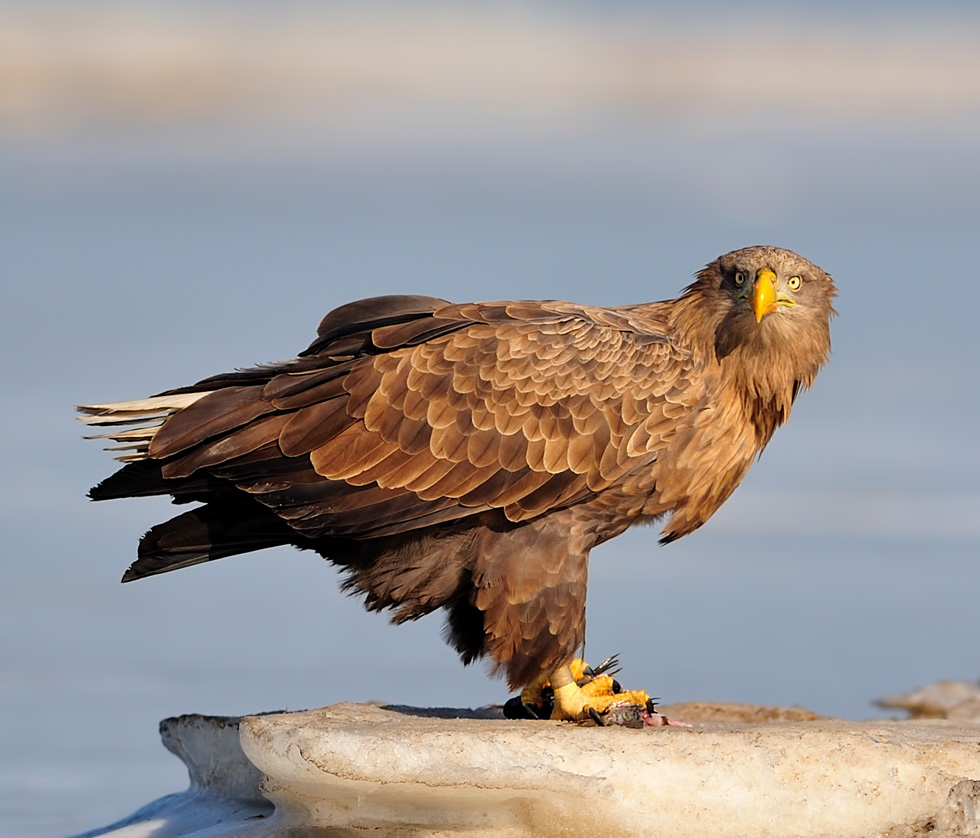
[693,245,836,374]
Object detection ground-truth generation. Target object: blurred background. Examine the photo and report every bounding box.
[2,1,979,835]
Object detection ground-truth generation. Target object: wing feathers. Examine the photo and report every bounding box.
[279,397,353,457]
[90,294,697,543]
[311,427,396,482]
[303,295,452,356]
[265,368,350,410]
[148,387,274,460]
[162,413,290,480]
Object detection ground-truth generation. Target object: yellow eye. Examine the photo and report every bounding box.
[788,275,802,290]
[734,271,746,287]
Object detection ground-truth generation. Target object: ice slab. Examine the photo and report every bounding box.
[76,700,980,837]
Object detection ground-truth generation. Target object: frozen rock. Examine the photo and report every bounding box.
[242,702,980,837]
[77,700,980,838]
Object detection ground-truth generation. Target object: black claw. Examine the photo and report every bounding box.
[592,654,622,678]
[588,706,605,726]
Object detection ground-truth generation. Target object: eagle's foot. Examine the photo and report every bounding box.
[553,679,666,726]
[504,656,687,727]
[551,679,615,722]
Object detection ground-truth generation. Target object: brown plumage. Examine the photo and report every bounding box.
[79,245,835,700]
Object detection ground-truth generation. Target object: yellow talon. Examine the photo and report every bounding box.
[568,657,591,682]
[510,658,655,723]
[551,680,598,721]
[580,674,615,699]
[548,665,652,721]
[606,688,651,707]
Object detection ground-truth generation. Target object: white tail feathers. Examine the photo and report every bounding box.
[77,392,210,462]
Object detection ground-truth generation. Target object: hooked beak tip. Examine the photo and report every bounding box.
[752,269,777,322]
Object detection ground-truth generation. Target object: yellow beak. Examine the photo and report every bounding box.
[752,269,777,322]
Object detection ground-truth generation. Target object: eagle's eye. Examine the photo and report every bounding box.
[788,275,802,291]
[734,271,747,287]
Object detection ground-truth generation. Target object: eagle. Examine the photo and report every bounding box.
[79,245,836,721]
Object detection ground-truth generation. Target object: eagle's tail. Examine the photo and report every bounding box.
[77,393,210,463]
[124,497,297,582]
[79,396,298,580]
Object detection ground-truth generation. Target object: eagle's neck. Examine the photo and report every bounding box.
[667,290,827,450]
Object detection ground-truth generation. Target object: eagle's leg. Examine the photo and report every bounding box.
[473,519,666,723]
